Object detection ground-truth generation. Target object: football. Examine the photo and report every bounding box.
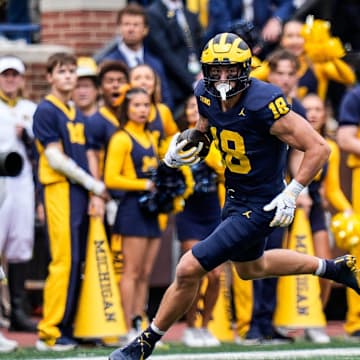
[177,129,211,158]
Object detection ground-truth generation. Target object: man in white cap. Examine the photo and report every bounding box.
[0,55,38,337]
[73,57,99,117]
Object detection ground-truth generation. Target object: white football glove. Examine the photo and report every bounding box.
[263,179,305,227]
[163,133,203,168]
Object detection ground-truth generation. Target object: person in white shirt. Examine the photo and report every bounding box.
[0,55,37,335]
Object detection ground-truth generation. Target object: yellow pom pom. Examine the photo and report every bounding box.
[301,17,331,43]
[331,212,360,250]
[301,16,344,62]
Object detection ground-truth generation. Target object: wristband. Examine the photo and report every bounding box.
[286,179,305,198]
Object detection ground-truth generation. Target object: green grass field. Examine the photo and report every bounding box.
[1,339,360,360]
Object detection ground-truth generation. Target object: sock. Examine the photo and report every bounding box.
[314,258,326,276]
[150,322,165,336]
[136,323,164,348]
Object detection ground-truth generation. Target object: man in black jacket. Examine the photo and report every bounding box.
[146,0,203,116]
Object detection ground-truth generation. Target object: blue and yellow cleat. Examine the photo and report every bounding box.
[322,255,360,294]
[109,332,155,360]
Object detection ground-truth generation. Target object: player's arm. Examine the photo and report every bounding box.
[287,148,313,215]
[163,115,209,168]
[337,125,360,156]
[271,110,330,186]
[195,114,209,133]
[264,110,330,227]
[44,142,105,197]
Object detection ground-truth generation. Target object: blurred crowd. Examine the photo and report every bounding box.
[0,0,359,353]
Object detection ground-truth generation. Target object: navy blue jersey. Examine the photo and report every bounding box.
[195,78,289,199]
[291,97,306,119]
[85,106,119,151]
[297,66,318,99]
[339,85,360,127]
[112,129,160,237]
[147,106,165,145]
[33,95,89,185]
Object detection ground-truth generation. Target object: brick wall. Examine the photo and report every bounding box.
[25,63,49,103]
[41,10,117,56]
[17,0,125,101]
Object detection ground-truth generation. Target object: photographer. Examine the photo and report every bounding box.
[0,55,37,339]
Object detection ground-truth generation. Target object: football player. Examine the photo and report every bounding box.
[109,33,360,360]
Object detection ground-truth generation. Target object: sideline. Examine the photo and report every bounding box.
[35,347,360,360]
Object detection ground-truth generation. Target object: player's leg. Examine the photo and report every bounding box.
[312,229,332,307]
[235,248,360,294]
[235,249,318,279]
[109,250,207,360]
[153,250,207,330]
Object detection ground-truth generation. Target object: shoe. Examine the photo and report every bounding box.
[241,329,263,345]
[322,255,360,293]
[241,334,262,345]
[35,336,78,351]
[0,333,18,353]
[199,328,220,347]
[109,332,155,360]
[182,327,204,347]
[262,329,294,345]
[9,312,37,332]
[304,328,330,344]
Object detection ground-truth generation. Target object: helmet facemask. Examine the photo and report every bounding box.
[202,60,251,100]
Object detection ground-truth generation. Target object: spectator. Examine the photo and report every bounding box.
[254,19,356,102]
[73,57,99,118]
[85,60,130,256]
[205,0,295,58]
[33,52,106,351]
[337,84,360,339]
[146,0,203,116]
[85,60,129,183]
[0,55,38,333]
[104,87,163,341]
[95,3,173,110]
[129,64,178,158]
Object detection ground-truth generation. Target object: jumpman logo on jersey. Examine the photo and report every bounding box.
[242,210,252,219]
[238,107,246,116]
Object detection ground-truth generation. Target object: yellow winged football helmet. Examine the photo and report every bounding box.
[201,32,252,98]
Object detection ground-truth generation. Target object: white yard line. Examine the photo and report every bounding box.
[35,347,360,360]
